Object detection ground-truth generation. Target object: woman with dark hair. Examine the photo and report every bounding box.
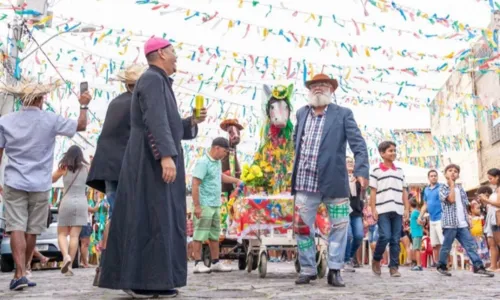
[52,145,89,276]
[479,168,500,271]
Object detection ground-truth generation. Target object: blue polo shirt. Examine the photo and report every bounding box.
[423,183,442,222]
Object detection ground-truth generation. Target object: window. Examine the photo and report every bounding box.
[489,101,500,145]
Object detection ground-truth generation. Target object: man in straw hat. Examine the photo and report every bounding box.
[291,74,369,287]
[98,37,207,298]
[220,119,244,197]
[0,80,91,290]
[86,64,145,285]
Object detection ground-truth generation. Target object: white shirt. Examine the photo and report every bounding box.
[455,187,468,228]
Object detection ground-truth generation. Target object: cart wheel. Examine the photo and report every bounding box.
[238,255,247,270]
[246,254,253,273]
[258,253,267,278]
[202,245,211,268]
[294,257,301,273]
[316,251,327,279]
[252,254,258,270]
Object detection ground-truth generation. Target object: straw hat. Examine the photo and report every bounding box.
[0,79,62,105]
[114,64,146,84]
[220,119,244,131]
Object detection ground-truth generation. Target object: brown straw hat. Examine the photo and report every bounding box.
[220,119,244,131]
[305,74,339,91]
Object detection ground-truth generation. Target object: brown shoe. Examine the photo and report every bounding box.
[372,260,381,276]
[390,267,401,277]
[93,267,100,287]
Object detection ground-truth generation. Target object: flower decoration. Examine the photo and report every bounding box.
[271,85,288,100]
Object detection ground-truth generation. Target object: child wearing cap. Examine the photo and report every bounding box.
[191,137,242,274]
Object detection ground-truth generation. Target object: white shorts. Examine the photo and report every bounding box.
[429,221,444,246]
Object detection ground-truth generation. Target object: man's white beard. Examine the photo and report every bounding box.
[308,93,331,107]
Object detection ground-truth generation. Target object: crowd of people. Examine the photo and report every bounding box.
[0,35,498,299]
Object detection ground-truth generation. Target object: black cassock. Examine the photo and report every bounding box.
[99,65,197,291]
[86,92,132,193]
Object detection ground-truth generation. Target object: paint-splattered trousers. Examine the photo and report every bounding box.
[294,191,350,276]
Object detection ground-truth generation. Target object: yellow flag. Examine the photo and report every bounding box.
[298,36,305,48]
[345,67,352,80]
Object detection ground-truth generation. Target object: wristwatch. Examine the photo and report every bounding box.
[80,105,89,110]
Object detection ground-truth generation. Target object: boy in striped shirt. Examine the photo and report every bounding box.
[370,141,409,277]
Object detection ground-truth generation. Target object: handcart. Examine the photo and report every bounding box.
[233,193,328,278]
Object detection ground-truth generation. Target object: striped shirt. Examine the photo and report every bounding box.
[295,107,327,193]
[369,163,407,215]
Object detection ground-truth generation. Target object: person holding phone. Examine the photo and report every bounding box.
[85,64,145,285]
[0,80,91,290]
[98,37,207,299]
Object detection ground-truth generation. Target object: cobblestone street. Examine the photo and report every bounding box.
[0,262,499,299]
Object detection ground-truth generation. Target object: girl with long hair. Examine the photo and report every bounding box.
[479,168,500,271]
[52,145,89,276]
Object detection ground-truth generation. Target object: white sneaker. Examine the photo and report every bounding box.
[193,263,211,274]
[211,262,232,272]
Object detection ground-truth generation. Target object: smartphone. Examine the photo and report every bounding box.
[80,82,88,94]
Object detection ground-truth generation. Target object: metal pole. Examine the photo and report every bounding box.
[0,1,25,185]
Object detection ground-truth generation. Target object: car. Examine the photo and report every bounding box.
[0,207,80,272]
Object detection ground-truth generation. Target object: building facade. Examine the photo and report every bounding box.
[430,11,500,190]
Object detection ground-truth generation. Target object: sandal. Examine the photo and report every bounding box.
[61,255,72,274]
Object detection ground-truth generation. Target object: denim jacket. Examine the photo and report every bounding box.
[439,183,470,229]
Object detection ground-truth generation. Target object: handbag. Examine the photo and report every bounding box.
[57,168,82,212]
[495,210,500,226]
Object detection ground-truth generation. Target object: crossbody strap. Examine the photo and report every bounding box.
[59,168,82,206]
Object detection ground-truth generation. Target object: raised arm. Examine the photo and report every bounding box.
[181,117,198,140]
[139,74,178,160]
[440,184,454,204]
[52,167,67,183]
[344,109,369,180]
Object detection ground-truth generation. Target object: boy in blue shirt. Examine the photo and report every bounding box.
[410,198,423,271]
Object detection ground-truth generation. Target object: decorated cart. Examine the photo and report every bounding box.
[206,84,328,278]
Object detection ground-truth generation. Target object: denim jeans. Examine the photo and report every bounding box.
[105,181,118,219]
[295,192,350,276]
[373,211,402,268]
[345,215,364,262]
[438,227,484,268]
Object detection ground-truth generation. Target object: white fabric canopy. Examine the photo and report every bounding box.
[371,161,444,186]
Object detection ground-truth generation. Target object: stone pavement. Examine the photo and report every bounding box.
[0,263,499,299]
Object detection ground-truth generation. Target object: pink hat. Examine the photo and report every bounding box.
[144,37,171,56]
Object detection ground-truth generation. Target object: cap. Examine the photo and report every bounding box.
[212,137,230,149]
[144,37,171,56]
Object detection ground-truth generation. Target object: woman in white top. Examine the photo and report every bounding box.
[52,145,89,275]
[481,168,500,271]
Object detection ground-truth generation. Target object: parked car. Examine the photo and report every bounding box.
[0,207,79,272]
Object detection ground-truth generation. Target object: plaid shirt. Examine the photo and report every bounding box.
[295,107,327,193]
[439,183,470,229]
